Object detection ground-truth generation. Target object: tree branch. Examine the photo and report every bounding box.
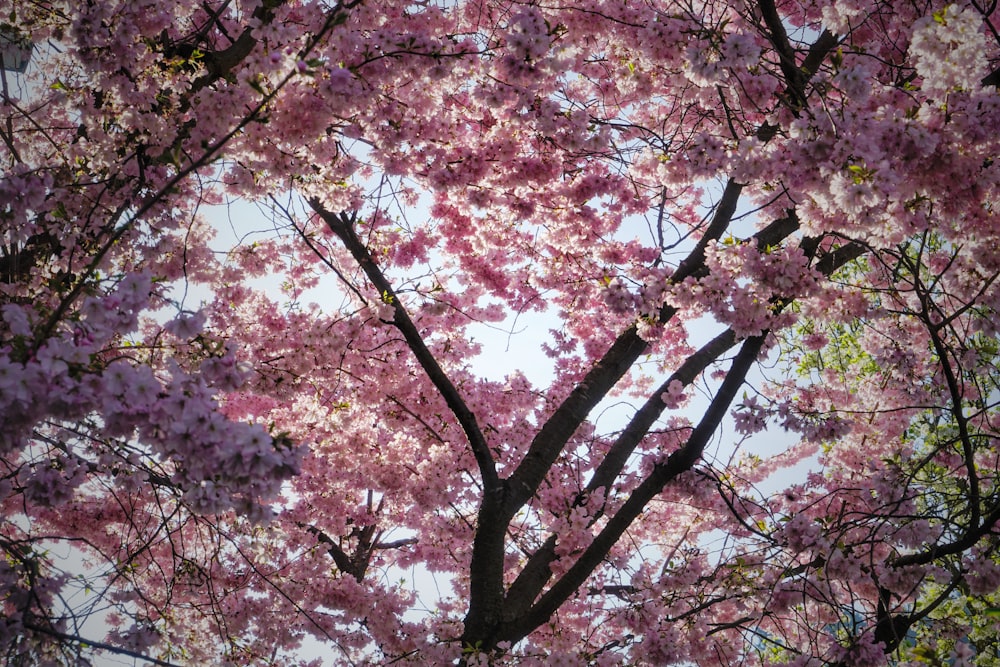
[309,203,499,492]
[757,0,807,109]
[504,179,745,517]
[503,333,768,643]
[501,210,819,618]
[22,622,184,667]
[467,23,841,650]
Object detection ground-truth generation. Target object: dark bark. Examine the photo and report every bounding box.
[309,204,499,491]
[501,334,769,644]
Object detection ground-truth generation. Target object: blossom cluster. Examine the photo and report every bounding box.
[2,265,301,509]
[667,240,817,339]
[910,5,989,99]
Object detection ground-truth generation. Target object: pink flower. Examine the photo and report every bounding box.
[164,309,206,339]
[910,5,989,99]
[660,379,686,409]
[1,304,33,337]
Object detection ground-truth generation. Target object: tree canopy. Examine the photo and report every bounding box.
[2,0,1000,664]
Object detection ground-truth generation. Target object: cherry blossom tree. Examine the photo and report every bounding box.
[2,0,1000,664]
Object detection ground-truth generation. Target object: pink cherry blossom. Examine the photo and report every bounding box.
[2,0,1000,665]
